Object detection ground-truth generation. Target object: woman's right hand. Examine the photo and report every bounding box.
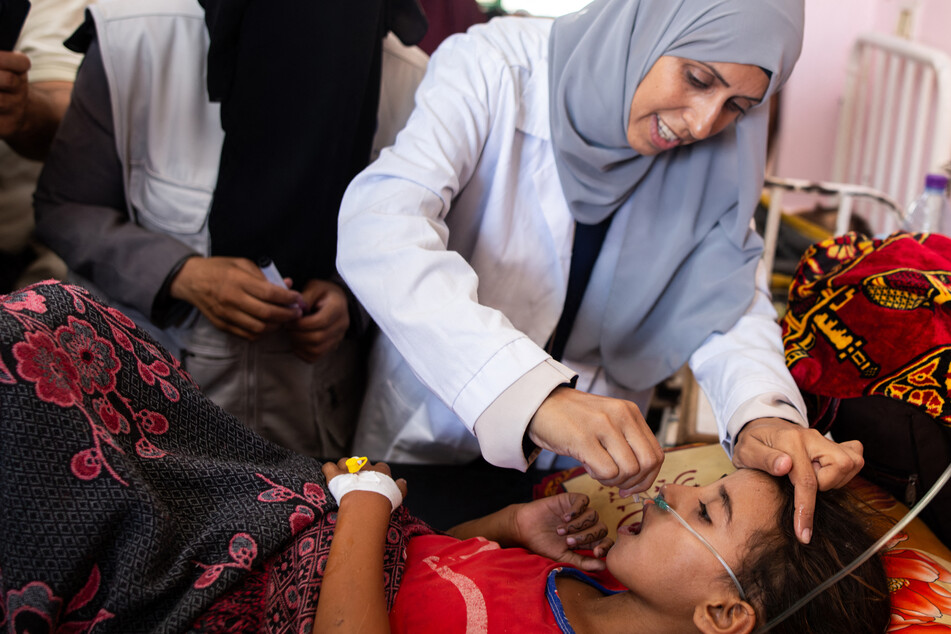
[528,386,664,497]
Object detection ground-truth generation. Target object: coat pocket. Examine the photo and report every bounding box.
[128,166,212,255]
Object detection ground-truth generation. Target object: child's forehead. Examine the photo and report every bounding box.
[725,467,776,487]
[719,469,783,512]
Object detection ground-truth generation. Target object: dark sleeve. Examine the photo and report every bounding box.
[33,38,199,326]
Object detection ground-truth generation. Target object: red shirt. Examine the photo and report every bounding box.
[389,535,623,633]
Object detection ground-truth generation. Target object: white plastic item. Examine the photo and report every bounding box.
[902,173,951,233]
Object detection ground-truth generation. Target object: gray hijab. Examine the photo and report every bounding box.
[549,0,804,389]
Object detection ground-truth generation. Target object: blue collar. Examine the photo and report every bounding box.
[545,567,623,633]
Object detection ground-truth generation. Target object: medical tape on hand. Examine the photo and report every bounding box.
[328,471,403,512]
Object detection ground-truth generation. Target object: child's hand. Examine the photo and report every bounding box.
[322,458,408,505]
[512,492,613,571]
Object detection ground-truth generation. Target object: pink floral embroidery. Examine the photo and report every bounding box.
[3,288,47,313]
[106,306,136,329]
[140,410,169,435]
[137,359,180,402]
[134,437,166,459]
[2,565,114,633]
[289,506,316,534]
[255,474,328,536]
[57,317,120,395]
[70,448,105,481]
[302,482,327,507]
[95,397,129,435]
[13,330,79,407]
[258,483,296,503]
[193,534,259,589]
[1,284,192,487]
[110,326,134,352]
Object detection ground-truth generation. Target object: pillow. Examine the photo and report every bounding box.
[536,443,951,631]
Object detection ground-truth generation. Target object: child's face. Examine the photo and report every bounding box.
[626,56,770,156]
[606,468,781,609]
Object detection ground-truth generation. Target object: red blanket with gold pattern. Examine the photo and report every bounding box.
[782,231,951,429]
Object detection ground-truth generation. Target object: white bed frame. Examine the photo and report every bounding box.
[762,32,951,280]
[833,32,951,233]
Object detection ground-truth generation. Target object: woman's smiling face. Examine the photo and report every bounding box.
[606,468,782,611]
[626,56,770,155]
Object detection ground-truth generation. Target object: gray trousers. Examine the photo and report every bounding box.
[180,316,365,458]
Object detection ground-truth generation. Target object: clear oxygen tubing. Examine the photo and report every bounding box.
[755,459,951,633]
[641,494,748,602]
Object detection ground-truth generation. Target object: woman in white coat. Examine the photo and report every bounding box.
[338,0,864,544]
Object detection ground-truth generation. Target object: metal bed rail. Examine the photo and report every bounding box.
[762,176,903,279]
[831,32,951,234]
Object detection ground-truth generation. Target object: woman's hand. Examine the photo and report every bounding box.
[733,417,864,544]
[512,492,613,572]
[528,387,664,496]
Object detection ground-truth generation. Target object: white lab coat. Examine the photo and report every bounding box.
[338,17,806,469]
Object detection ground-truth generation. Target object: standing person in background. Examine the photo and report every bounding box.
[338,0,865,543]
[33,0,428,458]
[415,0,487,55]
[0,0,89,293]
[190,0,427,345]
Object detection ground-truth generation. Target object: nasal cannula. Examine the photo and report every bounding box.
[634,458,951,632]
[636,492,747,601]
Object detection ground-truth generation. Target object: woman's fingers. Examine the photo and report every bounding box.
[529,388,664,495]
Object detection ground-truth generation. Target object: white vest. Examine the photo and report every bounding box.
[89,0,429,260]
[85,0,427,357]
[91,0,221,257]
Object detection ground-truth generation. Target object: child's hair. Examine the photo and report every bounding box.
[734,478,891,633]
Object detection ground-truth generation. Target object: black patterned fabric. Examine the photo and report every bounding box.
[0,281,433,633]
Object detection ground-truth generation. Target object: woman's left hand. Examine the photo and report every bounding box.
[512,492,613,572]
[732,417,864,545]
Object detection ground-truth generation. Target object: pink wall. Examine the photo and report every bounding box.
[773,0,951,183]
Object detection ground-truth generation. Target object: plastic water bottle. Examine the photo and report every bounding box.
[903,173,951,234]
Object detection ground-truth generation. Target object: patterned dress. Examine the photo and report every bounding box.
[0,281,433,633]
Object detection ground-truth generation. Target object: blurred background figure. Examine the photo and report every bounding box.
[34,0,428,458]
[0,0,90,293]
[415,0,486,55]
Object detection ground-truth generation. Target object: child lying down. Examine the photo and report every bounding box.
[0,281,890,633]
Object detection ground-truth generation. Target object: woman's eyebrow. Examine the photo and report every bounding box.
[719,484,733,524]
[696,61,730,87]
[696,61,764,103]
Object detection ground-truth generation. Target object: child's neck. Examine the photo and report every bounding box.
[555,575,691,633]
